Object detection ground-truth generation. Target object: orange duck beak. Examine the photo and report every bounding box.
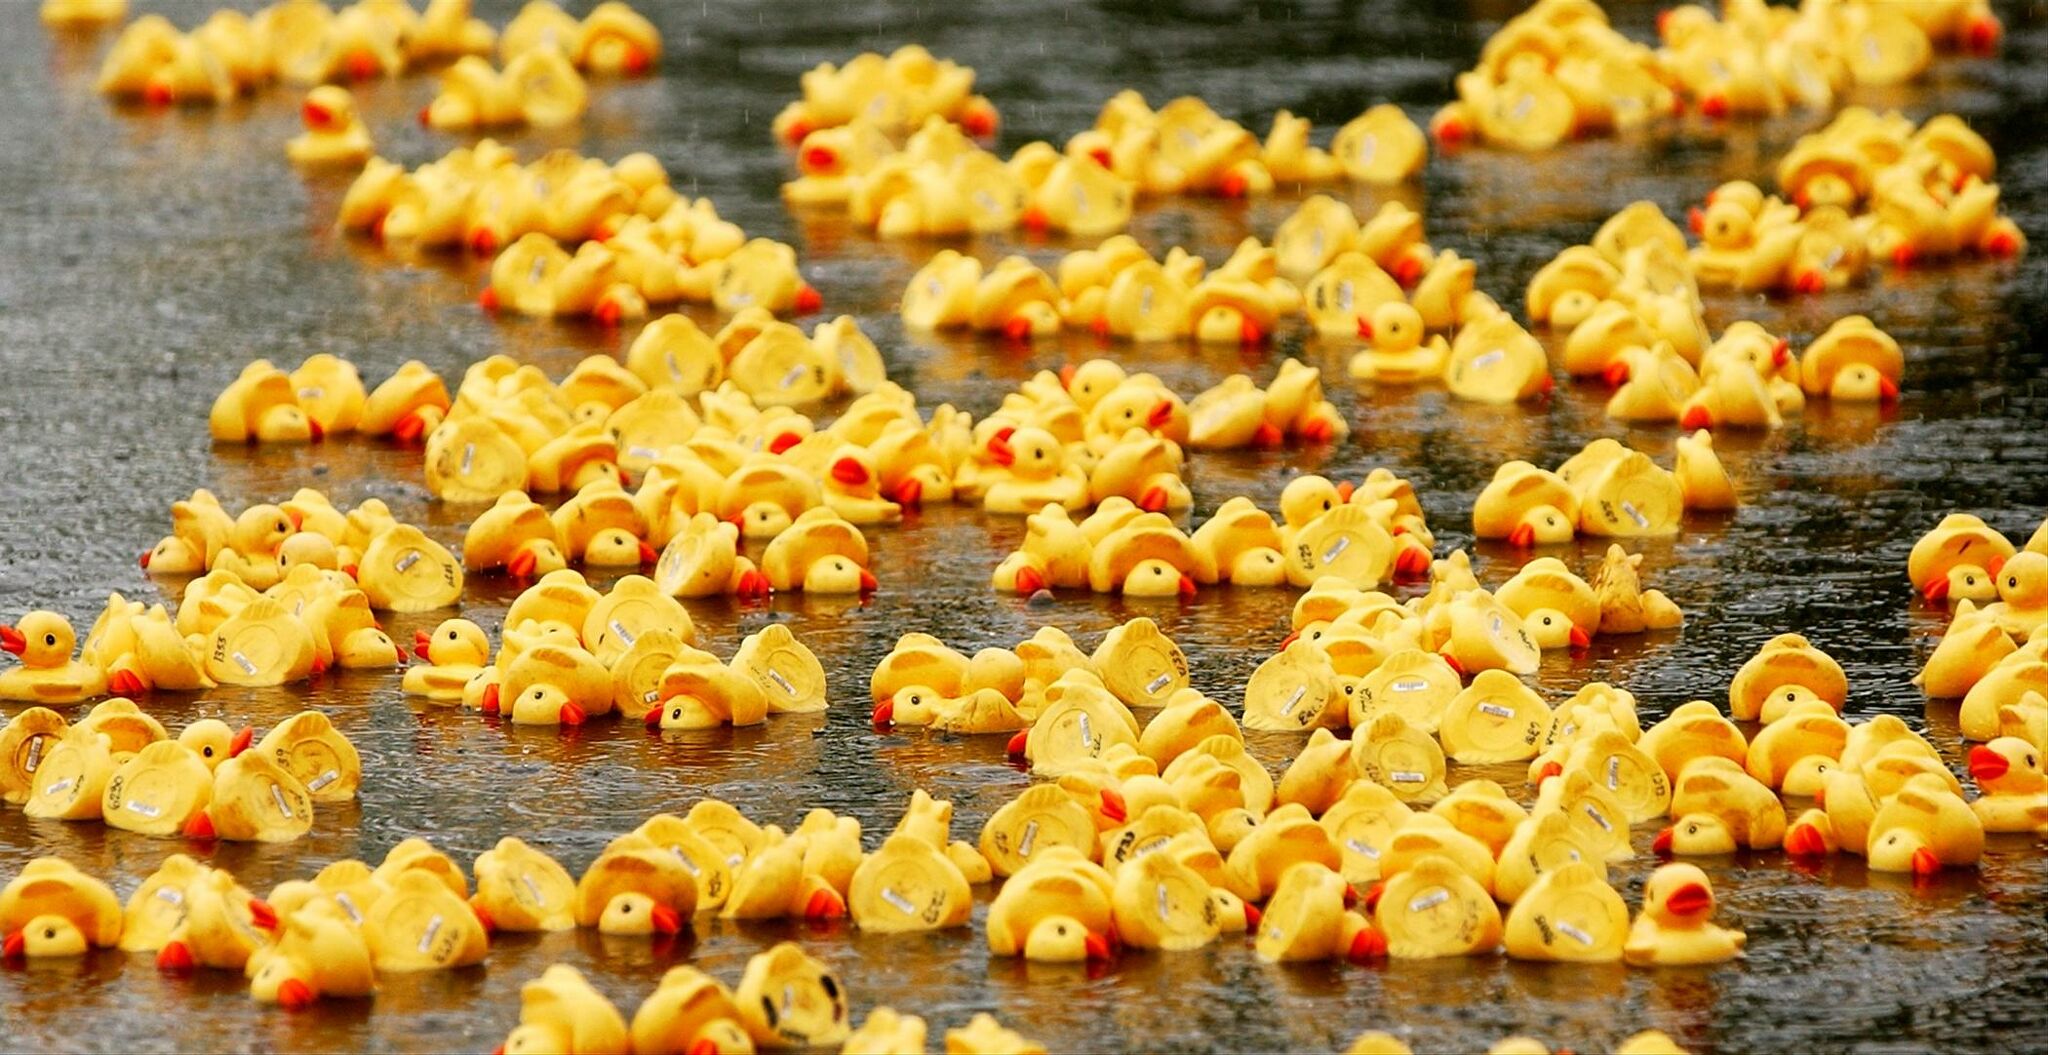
[1969,745,2010,783]
[0,626,23,656]
[871,697,895,726]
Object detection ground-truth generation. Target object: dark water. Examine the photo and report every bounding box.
[4,0,2048,1051]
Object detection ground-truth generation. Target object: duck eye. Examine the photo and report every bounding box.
[820,975,840,1000]
[278,521,288,532]
[2010,577,2020,589]
[1322,500,1332,511]
[204,746,214,757]
[44,635,55,647]
[448,630,458,639]
[532,690,545,700]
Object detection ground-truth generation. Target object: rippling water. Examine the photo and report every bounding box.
[4,0,2048,1051]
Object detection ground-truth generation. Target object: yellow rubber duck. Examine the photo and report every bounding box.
[721,833,847,921]
[1728,633,1847,722]
[1439,671,1553,764]
[1657,757,1786,854]
[1493,809,1607,906]
[470,837,577,933]
[978,784,1098,878]
[23,725,115,821]
[1558,729,1670,825]
[100,739,213,837]
[1256,861,1383,964]
[1502,860,1627,962]
[1350,648,1461,733]
[1917,613,2015,699]
[153,867,274,972]
[499,964,629,1054]
[247,899,374,1010]
[1371,852,1502,959]
[287,354,368,437]
[287,86,373,168]
[1444,314,1554,404]
[0,858,123,959]
[1495,558,1598,651]
[0,610,105,703]
[211,361,320,444]
[0,707,67,807]
[1967,739,2048,833]
[1908,513,2015,604]
[1745,705,1849,793]
[1472,462,1579,546]
[848,832,973,933]
[402,619,491,703]
[730,622,828,714]
[40,0,126,26]
[1590,544,1685,635]
[985,848,1115,962]
[1623,862,1744,966]
[630,966,754,1055]
[1349,301,1448,383]
[184,750,314,843]
[733,941,850,1048]
[461,492,568,579]
[119,854,209,954]
[360,869,488,972]
[1637,700,1748,782]
[1867,773,1985,874]
[253,711,359,803]
[575,833,697,936]
[759,507,875,594]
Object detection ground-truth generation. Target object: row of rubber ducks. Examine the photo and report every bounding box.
[421,46,588,132]
[140,484,461,600]
[780,97,1429,241]
[1473,435,1736,547]
[1432,0,1995,151]
[1603,317,1902,430]
[210,355,448,443]
[402,569,831,724]
[91,0,656,107]
[1746,108,2025,268]
[772,45,999,144]
[0,701,357,841]
[1906,514,2048,741]
[503,962,1047,1054]
[987,471,1437,597]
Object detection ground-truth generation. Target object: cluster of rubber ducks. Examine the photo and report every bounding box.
[211,355,450,444]
[1349,1031,1689,1055]
[1276,542,1683,676]
[772,44,1000,145]
[141,483,460,600]
[1908,515,2048,743]
[1605,317,1902,430]
[1657,0,1998,117]
[402,569,832,726]
[991,470,1436,597]
[1473,435,1735,548]
[419,43,587,133]
[340,143,817,323]
[1432,0,1997,151]
[89,0,655,108]
[501,960,1047,1054]
[1526,202,1711,359]
[0,702,357,841]
[781,90,1430,240]
[1755,108,2025,269]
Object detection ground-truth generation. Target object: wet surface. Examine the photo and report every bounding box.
[5,0,2048,1051]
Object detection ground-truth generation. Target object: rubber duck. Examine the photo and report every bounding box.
[1657,757,1786,854]
[284,355,368,438]
[468,837,577,933]
[1438,671,1553,763]
[426,418,530,503]
[1444,314,1554,403]
[360,868,490,972]
[253,711,359,804]
[119,854,209,954]
[1590,544,1685,635]
[1500,860,1627,962]
[287,87,373,168]
[40,0,126,26]
[18,724,107,822]
[759,507,875,595]
[0,858,123,959]
[1745,706,1849,793]
[0,708,66,807]
[1349,648,1460,733]
[1371,852,1502,959]
[730,622,828,713]
[402,619,490,703]
[1961,656,2048,742]
[462,493,568,579]
[846,832,973,933]
[1350,712,1448,804]
[497,964,629,1055]
[99,740,212,837]
[630,967,754,1055]
[0,611,105,703]
[985,848,1115,962]
[1254,861,1382,965]
[1637,700,1749,782]
[1908,513,2015,604]
[211,361,320,444]
[1558,729,1670,825]
[1274,728,1358,814]
[1728,633,1847,722]
[721,833,847,921]
[1349,301,1448,383]
[1981,552,2048,640]
[1495,559,1597,651]
[184,750,314,843]
[247,898,375,1009]
[1473,463,1579,546]
[1317,781,1413,883]
[1492,809,1606,906]
[575,833,697,935]
[1436,591,1541,676]
[872,634,971,702]
[982,427,1090,513]
[1091,617,1188,708]
[727,941,849,1048]
[200,596,319,688]
[1966,738,2048,833]
[360,361,452,442]
[153,867,274,972]
[1622,862,1744,966]
[1918,615,2018,699]
[977,784,1098,878]
[1332,104,1427,184]
[1867,773,1985,874]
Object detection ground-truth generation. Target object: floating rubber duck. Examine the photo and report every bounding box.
[212,361,320,444]
[1728,633,1847,722]
[1256,861,1382,964]
[101,740,213,838]
[470,837,577,933]
[734,941,850,1048]
[1349,301,1448,383]
[1867,773,1985,874]
[1908,513,2015,604]
[575,832,697,936]
[203,596,320,688]
[498,964,629,1055]
[1590,544,1685,635]
[0,858,123,959]
[848,832,973,933]
[1967,738,2048,833]
[1440,670,1554,763]
[985,848,1115,961]
[1371,852,1502,959]
[184,750,314,843]
[1623,862,1744,966]
[1501,860,1627,962]
[0,610,106,703]
[288,86,372,167]
[154,867,275,972]
[1657,757,1786,854]
[1352,712,1448,804]
[630,966,755,1055]
[248,899,375,1009]
[1473,463,1579,547]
